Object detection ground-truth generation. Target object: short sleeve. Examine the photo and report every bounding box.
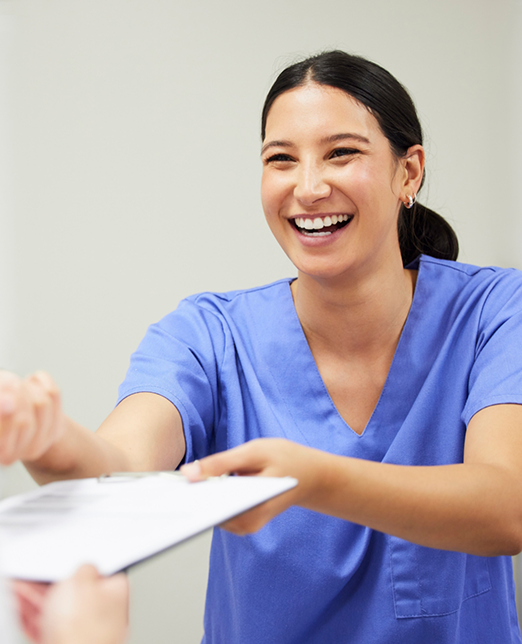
[462,270,522,426]
[117,297,227,464]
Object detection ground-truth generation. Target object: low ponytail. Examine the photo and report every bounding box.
[398,203,459,266]
[261,51,460,266]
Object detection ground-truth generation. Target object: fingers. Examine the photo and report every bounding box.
[181,438,304,535]
[71,565,129,608]
[40,566,129,644]
[220,491,296,535]
[11,579,51,644]
[25,372,63,461]
[69,564,101,583]
[0,371,29,464]
[0,371,24,464]
[11,579,50,606]
[181,439,278,481]
[0,370,64,465]
[101,572,130,625]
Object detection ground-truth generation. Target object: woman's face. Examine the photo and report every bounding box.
[261,82,415,281]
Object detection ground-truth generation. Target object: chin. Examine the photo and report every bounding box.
[294,260,355,282]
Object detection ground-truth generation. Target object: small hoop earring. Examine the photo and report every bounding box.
[406,194,416,209]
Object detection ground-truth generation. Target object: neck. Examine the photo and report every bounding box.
[292,255,417,360]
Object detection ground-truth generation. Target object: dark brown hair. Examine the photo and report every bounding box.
[261,51,458,266]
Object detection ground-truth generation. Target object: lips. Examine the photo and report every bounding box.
[292,214,353,236]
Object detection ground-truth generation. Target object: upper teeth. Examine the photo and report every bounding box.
[294,214,350,230]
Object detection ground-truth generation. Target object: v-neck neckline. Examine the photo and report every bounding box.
[281,258,424,442]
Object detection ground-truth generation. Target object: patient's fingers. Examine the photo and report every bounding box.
[0,371,64,465]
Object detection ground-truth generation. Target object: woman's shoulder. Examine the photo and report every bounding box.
[417,254,522,292]
[152,278,295,338]
[133,278,296,369]
[416,255,522,325]
[181,278,295,314]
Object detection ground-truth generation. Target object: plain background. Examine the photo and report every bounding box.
[0,0,521,642]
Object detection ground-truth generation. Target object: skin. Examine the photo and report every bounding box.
[260,83,422,434]
[0,82,522,574]
[182,83,522,556]
[12,565,129,644]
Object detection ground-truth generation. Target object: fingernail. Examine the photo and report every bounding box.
[180,460,202,481]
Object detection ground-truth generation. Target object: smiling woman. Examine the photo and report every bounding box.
[261,83,422,283]
[260,51,458,268]
[2,51,522,644]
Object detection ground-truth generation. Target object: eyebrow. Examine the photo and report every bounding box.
[261,132,371,156]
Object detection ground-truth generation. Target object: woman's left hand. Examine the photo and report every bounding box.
[182,406,522,555]
[181,438,326,535]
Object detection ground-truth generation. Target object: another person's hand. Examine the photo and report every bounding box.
[0,371,65,465]
[13,566,129,644]
[40,565,129,644]
[11,577,50,643]
[181,438,327,534]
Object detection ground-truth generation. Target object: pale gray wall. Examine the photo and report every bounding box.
[1,1,521,642]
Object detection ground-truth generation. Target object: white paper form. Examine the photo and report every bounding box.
[0,474,297,581]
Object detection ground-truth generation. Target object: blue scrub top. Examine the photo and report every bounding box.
[119,256,522,643]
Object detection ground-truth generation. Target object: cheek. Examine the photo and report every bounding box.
[351,163,398,207]
[260,177,271,216]
[261,173,286,220]
[332,157,375,191]
[260,173,272,215]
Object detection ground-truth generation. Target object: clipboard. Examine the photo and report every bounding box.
[0,473,297,581]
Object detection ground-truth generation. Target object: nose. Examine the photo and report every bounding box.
[293,163,331,206]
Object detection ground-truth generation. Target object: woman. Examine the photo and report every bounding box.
[1,51,522,642]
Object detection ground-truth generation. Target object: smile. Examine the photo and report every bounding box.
[292,214,353,236]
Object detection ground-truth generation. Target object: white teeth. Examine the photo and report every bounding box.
[294,214,352,233]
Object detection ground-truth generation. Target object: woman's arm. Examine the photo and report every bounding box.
[0,371,186,484]
[182,403,522,556]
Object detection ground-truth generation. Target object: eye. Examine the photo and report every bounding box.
[329,147,359,159]
[263,153,295,165]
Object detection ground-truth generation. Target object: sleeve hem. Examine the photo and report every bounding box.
[462,395,522,427]
[116,386,195,465]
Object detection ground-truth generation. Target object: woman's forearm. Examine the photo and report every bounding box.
[23,416,132,485]
[185,414,522,556]
[24,392,186,485]
[308,453,522,556]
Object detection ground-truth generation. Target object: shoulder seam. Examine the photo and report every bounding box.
[190,278,294,305]
[419,255,497,276]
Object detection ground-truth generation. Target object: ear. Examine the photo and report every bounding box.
[399,144,425,206]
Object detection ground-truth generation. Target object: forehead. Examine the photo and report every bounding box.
[264,83,382,142]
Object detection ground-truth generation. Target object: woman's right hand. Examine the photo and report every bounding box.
[0,371,65,466]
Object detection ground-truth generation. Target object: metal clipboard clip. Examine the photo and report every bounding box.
[97,471,230,483]
[97,471,185,483]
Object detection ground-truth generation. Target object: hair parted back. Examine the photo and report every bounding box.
[261,50,458,266]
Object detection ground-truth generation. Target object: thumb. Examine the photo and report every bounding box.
[181,453,232,481]
[72,564,101,583]
[180,459,204,482]
[181,441,266,482]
